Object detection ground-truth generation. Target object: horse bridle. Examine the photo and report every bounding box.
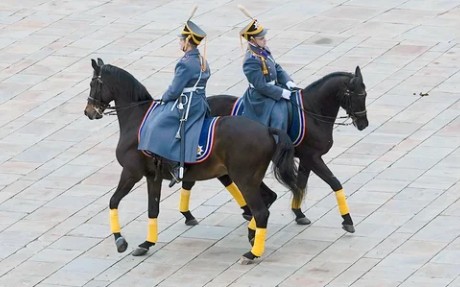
[291,86,367,126]
[87,72,154,116]
[87,74,110,116]
[343,88,367,120]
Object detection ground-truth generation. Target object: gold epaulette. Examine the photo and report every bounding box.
[249,51,269,75]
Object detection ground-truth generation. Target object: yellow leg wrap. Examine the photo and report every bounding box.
[109,209,121,233]
[226,183,247,207]
[248,217,256,230]
[250,228,267,257]
[291,197,302,209]
[179,188,191,212]
[335,189,350,215]
[146,218,158,243]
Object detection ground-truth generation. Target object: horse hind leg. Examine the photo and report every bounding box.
[240,205,269,265]
[260,181,277,209]
[218,175,251,221]
[132,175,162,256]
[218,175,277,221]
[232,180,269,265]
[109,168,142,253]
[178,176,251,225]
[291,164,311,225]
[245,184,275,247]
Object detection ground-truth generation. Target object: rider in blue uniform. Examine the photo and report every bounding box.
[138,12,210,187]
[239,8,300,132]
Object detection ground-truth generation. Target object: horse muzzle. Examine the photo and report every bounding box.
[84,104,103,120]
[350,110,368,131]
[352,116,368,131]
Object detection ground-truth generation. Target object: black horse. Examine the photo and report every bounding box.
[83,59,303,264]
[181,66,369,233]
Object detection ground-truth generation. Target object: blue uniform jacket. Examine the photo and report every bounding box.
[138,48,211,163]
[241,44,292,131]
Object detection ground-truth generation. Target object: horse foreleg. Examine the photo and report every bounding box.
[132,175,162,256]
[109,168,142,253]
[311,157,355,233]
[292,164,311,225]
[218,175,251,221]
[246,217,256,246]
[178,181,199,226]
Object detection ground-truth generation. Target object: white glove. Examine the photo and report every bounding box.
[281,89,291,100]
[286,81,299,90]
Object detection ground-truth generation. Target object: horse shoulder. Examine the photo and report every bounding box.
[304,123,334,154]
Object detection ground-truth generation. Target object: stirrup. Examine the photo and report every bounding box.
[169,166,183,188]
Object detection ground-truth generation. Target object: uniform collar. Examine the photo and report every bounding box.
[248,43,270,57]
[185,48,200,57]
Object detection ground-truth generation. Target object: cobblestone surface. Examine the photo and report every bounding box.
[0,0,459,286]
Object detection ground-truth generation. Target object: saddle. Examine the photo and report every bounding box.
[231,90,306,146]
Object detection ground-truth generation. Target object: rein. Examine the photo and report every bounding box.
[290,88,366,126]
[87,73,160,116]
[295,104,354,126]
[103,100,159,115]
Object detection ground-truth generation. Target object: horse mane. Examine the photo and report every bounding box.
[101,64,153,102]
[303,71,353,93]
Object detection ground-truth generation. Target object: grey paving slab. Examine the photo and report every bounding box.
[1,0,460,286]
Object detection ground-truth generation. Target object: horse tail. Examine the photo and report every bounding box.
[269,128,303,204]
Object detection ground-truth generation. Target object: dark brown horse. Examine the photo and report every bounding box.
[83,59,303,264]
[181,66,369,233]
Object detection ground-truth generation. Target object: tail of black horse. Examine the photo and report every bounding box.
[269,128,303,204]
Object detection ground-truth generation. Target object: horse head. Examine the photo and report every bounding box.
[84,58,110,120]
[344,66,368,131]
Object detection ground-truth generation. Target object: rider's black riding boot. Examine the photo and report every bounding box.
[169,163,186,188]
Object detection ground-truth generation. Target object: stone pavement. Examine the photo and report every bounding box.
[1,0,460,286]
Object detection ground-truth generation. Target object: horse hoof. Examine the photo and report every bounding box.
[242,213,252,221]
[295,217,311,225]
[239,252,257,265]
[115,237,128,253]
[185,218,199,226]
[132,247,149,256]
[342,224,355,233]
[239,256,255,265]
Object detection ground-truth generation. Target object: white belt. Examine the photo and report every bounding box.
[249,80,275,88]
[182,86,204,93]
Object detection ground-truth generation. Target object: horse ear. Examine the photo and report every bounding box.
[91,59,100,74]
[97,58,104,66]
[355,66,363,82]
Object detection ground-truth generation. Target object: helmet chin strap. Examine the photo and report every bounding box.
[249,39,264,49]
[182,36,191,52]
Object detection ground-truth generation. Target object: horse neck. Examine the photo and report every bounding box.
[116,103,150,136]
[304,76,349,119]
[108,80,151,136]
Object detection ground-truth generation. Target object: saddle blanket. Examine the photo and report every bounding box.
[231,90,306,146]
[138,101,219,163]
[195,116,220,162]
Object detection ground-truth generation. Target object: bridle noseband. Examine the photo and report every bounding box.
[343,88,367,120]
[87,74,109,115]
